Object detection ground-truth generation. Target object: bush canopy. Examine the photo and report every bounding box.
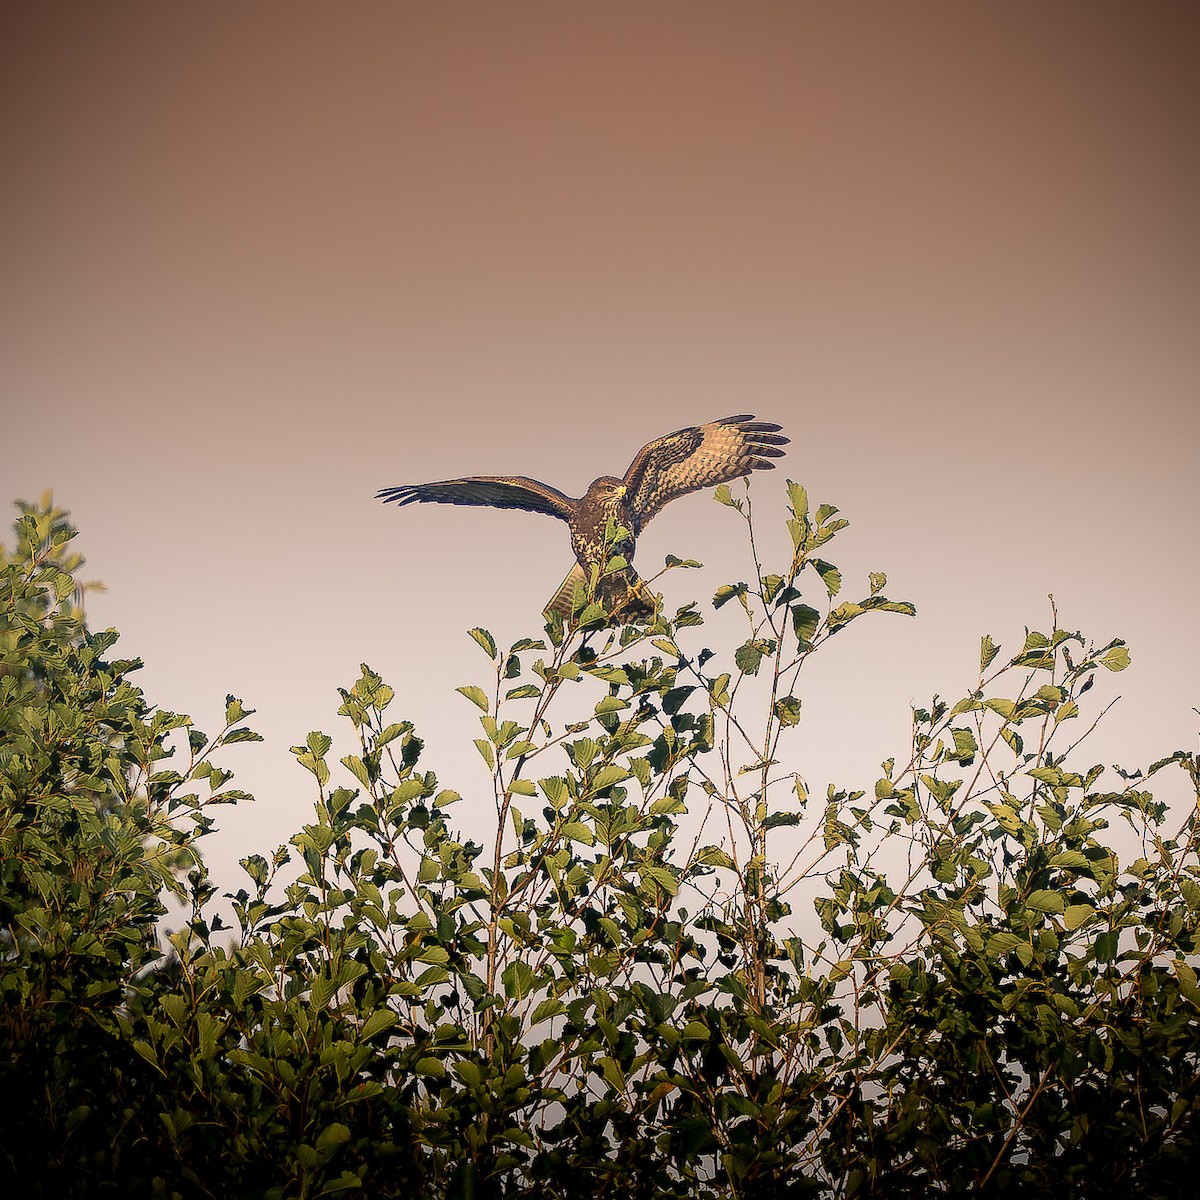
[2,487,1197,1198]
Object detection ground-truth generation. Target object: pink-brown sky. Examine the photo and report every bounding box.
[3,2,1198,883]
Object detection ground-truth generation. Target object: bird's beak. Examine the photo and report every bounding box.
[615,485,627,497]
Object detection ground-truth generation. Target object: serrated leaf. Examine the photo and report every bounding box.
[708,673,731,708]
[694,845,735,869]
[648,796,687,816]
[791,603,820,645]
[453,1060,482,1088]
[980,635,1000,672]
[1048,850,1091,873]
[360,1010,397,1041]
[735,638,773,676]
[950,727,978,764]
[561,821,594,845]
[530,997,566,1024]
[1025,889,1064,914]
[713,582,748,610]
[316,1123,351,1151]
[787,480,808,521]
[988,932,1023,955]
[1100,643,1131,672]
[591,764,630,791]
[456,685,490,712]
[468,627,497,658]
[811,559,842,597]
[501,960,535,1000]
[827,602,865,630]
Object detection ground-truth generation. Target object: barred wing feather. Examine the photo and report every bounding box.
[621,414,789,534]
[375,476,576,522]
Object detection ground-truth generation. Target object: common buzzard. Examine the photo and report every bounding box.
[376,414,789,621]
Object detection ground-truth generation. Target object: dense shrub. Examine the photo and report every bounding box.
[2,489,1197,1197]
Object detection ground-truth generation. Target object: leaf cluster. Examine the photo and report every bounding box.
[2,489,1198,1198]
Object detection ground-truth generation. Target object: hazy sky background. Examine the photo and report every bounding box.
[3,2,1198,890]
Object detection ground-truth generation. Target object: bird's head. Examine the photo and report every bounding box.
[587,476,628,504]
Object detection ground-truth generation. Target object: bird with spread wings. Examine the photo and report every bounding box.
[376,414,789,622]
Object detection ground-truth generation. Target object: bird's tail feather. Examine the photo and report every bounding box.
[544,564,588,620]
[543,563,657,624]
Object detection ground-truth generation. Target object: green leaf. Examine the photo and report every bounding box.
[468,627,497,658]
[1100,643,1131,672]
[591,764,630,792]
[787,480,808,521]
[501,960,535,1000]
[561,822,595,845]
[641,865,678,896]
[773,696,802,727]
[453,1060,483,1088]
[988,932,1024,956]
[950,728,978,764]
[530,997,567,1024]
[360,1010,397,1041]
[713,582,748,610]
[714,484,740,508]
[648,796,687,816]
[811,559,842,598]
[456,685,490,712]
[598,1055,626,1091]
[694,845,735,869]
[735,638,774,676]
[827,602,865,630]
[316,1123,351,1151]
[791,604,820,645]
[1025,889,1064,914]
[980,635,1000,672]
[586,665,629,685]
[1048,849,1092,873]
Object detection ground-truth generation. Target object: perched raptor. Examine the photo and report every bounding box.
[376,414,789,621]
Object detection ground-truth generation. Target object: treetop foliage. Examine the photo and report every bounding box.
[2,487,1197,1198]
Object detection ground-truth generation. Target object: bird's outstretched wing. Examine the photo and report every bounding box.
[621,414,789,533]
[376,476,576,522]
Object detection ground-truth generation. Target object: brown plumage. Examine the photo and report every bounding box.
[376,414,789,621]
